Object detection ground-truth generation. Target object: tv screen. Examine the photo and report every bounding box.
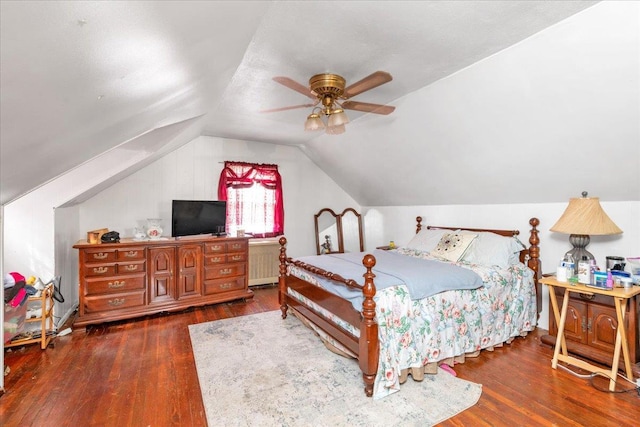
[172,200,227,237]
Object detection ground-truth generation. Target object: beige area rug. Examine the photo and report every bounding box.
[189,311,482,427]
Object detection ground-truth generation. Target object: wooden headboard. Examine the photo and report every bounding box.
[414,216,542,316]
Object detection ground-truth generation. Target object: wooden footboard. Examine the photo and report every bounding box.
[278,237,379,396]
[278,217,541,397]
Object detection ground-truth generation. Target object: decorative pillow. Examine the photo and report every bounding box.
[461,232,526,268]
[430,233,477,262]
[404,228,449,252]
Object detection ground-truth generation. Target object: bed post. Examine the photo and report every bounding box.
[527,218,542,318]
[359,254,378,398]
[415,216,422,234]
[278,236,289,319]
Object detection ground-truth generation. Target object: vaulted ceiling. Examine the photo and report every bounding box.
[3,1,637,207]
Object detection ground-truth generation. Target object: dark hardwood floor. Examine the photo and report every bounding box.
[2,285,638,426]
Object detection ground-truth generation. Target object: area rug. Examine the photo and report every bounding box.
[188,311,482,427]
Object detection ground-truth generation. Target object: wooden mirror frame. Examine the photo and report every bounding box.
[314,207,364,255]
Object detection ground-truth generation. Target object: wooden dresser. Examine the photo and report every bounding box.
[73,236,253,328]
[540,285,640,377]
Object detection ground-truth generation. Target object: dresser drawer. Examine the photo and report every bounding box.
[204,252,247,265]
[83,249,117,263]
[85,275,146,296]
[116,260,146,274]
[117,248,145,261]
[204,277,246,295]
[227,252,247,263]
[204,240,248,255]
[204,254,227,265]
[227,240,247,253]
[204,242,227,254]
[204,263,246,280]
[83,264,117,277]
[84,291,145,313]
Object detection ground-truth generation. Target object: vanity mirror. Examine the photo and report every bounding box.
[314,208,364,255]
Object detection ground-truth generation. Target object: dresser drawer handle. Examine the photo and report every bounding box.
[108,281,125,288]
[211,245,223,251]
[230,255,243,261]
[108,298,125,306]
[123,264,138,271]
[124,251,139,258]
[93,267,108,274]
[93,253,108,260]
[220,282,232,290]
[209,256,223,263]
[231,244,242,250]
[219,268,233,275]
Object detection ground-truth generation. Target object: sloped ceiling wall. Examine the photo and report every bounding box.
[2,1,636,208]
[303,1,640,206]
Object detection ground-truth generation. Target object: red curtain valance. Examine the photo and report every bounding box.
[218,161,281,191]
[218,161,284,236]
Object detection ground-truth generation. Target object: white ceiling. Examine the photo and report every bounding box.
[4,0,631,207]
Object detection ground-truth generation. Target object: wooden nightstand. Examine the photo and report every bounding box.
[540,276,640,390]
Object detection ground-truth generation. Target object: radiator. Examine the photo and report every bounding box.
[248,239,280,286]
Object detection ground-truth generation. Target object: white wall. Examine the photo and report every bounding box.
[54,205,81,326]
[362,201,640,330]
[79,136,360,259]
[2,118,203,326]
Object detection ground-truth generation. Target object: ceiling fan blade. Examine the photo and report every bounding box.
[343,71,393,99]
[260,103,317,113]
[342,100,395,115]
[273,76,316,99]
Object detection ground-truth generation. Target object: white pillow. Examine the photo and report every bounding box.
[405,228,449,252]
[430,233,477,262]
[461,232,525,268]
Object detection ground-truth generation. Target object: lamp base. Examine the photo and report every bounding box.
[565,234,595,273]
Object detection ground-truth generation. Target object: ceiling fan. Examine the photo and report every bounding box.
[263,71,395,134]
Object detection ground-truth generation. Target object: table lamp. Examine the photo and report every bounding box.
[550,191,622,264]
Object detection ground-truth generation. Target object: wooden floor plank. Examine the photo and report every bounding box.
[2,285,638,427]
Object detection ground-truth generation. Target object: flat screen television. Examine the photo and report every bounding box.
[171,200,227,237]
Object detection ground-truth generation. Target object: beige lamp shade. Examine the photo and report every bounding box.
[550,194,622,236]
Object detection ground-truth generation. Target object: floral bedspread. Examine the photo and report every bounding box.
[287,248,537,399]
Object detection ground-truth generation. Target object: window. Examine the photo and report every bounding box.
[217,161,284,237]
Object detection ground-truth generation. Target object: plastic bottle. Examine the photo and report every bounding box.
[577,258,591,284]
[557,258,568,282]
[564,253,575,279]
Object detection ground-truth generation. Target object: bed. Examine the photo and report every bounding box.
[278,216,542,399]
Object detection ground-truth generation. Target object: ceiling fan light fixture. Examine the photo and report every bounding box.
[269,71,394,136]
[326,124,345,135]
[327,108,349,127]
[304,112,325,131]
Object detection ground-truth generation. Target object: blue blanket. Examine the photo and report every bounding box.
[293,250,483,305]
